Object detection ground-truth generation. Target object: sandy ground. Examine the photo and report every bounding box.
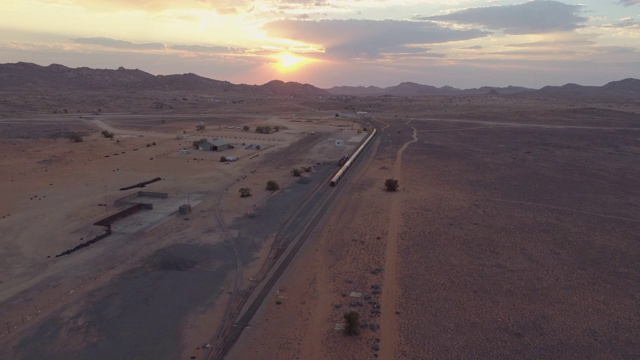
[1,94,639,360]
[231,97,640,360]
[0,108,362,358]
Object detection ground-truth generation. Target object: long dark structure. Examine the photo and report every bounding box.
[54,227,112,258]
[330,127,377,186]
[119,177,162,191]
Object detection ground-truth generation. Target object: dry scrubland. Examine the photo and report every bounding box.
[397,120,640,359]
[233,95,640,360]
[0,92,639,360]
[0,96,363,359]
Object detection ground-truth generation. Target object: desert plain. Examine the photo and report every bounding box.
[1,76,639,360]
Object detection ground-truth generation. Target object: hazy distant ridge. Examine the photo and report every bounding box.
[0,62,330,97]
[327,79,640,96]
[1,62,638,98]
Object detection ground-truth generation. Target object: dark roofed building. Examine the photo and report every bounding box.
[198,139,230,152]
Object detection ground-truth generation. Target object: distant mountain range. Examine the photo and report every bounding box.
[325,82,533,96]
[1,62,639,97]
[0,62,331,97]
[326,79,640,96]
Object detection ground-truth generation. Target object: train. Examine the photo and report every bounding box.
[330,128,377,186]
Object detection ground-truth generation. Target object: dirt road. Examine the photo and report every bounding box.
[379,120,418,359]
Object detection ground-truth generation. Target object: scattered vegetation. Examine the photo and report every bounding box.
[101,130,114,139]
[255,126,272,134]
[343,311,361,335]
[385,178,399,191]
[68,132,83,143]
[292,168,302,177]
[266,180,280,191]
[239,187,252,197]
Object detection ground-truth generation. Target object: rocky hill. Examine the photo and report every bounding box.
[539,78,640,95]
[0,62,329,97]
[327,79,640,97]
[326,81,534,96]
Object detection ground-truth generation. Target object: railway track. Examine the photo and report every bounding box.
[207,129,378,360]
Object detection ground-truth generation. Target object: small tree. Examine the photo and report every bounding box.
[220,156,227,162]
[242,125,250,131]
[292,168,301,177]
[385,178,399,192]
[68,132,83,143]
[343,311,361,336]
[196,124,206,131]
[266,180,279,191]
[239,187,252,197]
[256,126,272,134]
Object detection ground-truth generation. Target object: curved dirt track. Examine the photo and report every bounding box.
[379,120,418,359]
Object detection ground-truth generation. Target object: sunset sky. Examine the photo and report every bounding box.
[1,0,639,88]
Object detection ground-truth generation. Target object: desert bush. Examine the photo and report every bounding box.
[101,130,114,139]
[255,126,272,134]
[220,156,227,162]
[343,311,361,335]
[385,178,399,192]
[266,180,279,191]
[292,168,301,177]
[68,132,83,143]
[239,188,252,197]
[243,125,250,131]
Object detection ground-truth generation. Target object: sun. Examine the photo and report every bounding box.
[273,52,313,72]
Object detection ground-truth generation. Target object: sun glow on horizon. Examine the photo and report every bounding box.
[273,52,315,73]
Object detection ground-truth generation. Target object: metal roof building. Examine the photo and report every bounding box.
[199,139,230,152]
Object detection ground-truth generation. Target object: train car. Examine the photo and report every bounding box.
[337,155,349,166]
[330,128,377,186]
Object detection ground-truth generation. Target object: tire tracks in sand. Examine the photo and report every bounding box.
[380,120,418,359]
